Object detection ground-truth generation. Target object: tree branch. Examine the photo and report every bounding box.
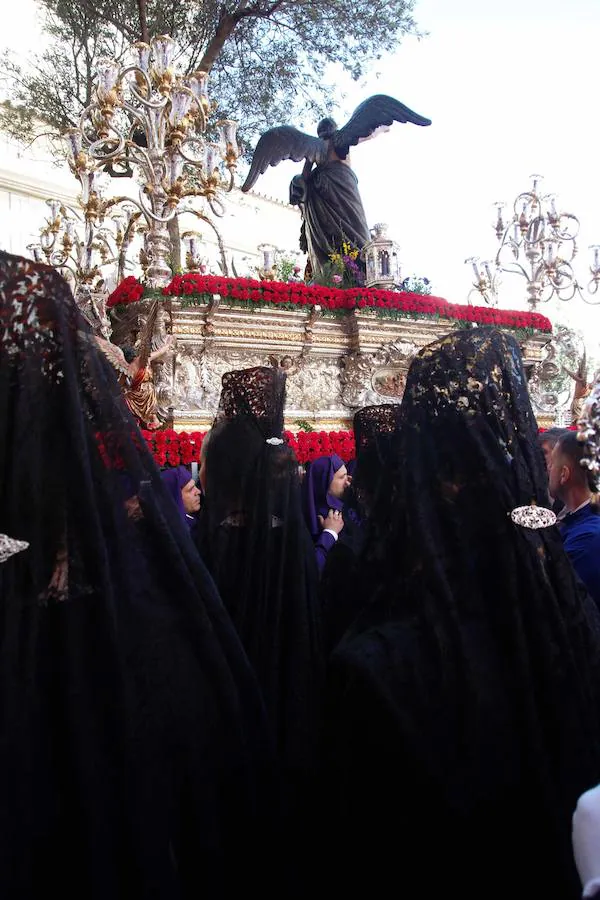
[197,0,288,72]
[137,0,149,43]
[74,0,138,41]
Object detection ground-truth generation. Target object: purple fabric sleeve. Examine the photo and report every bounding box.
[314,529,336,575]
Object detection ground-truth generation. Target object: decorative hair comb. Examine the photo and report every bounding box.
[510,505,557,530]
[0,534,30,564]
[265,437,284,445]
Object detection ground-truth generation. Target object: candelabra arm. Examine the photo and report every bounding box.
[586,279,600,300]
[120,101,154,135]
[137,187,176,224]
[60,203,84,222]
[88,132,127,163]
[120,66,168,110]
[177,137,208,166]
[56,261,78,280]
[122,142,158,186]
[495,255,530,282]
[206,194,226,218]
[104,195,147,218]
[513,188,537,216]
[182,206,228,275]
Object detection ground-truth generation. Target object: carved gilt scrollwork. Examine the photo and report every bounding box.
[112,300,571,427]
[340,339,418,408]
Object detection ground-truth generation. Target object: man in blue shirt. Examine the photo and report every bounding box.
[549,431,600,608]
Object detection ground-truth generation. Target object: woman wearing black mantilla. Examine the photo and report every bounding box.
[323,328,600,899]
[196,366,324,847]
[0,252,274,899]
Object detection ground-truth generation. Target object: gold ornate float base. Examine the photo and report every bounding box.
[132,300,553,430]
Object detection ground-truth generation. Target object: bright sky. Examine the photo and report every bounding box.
[4,0,600,333]
[258,0,600,334]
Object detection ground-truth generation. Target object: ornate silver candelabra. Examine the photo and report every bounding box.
[466,175,600,309]
[27,195,143,337]
[71,34,239,288]
[28,196,141,289]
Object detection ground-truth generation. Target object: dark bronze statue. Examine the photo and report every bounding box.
[241,95,431,277]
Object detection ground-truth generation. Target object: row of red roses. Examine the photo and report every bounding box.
[99,425,571,471]
[141,428,357,467]
[106,273,552,333]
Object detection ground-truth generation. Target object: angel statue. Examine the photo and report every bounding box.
[95,299,174,429]
[241,95,431,278]
[563,352,600,424]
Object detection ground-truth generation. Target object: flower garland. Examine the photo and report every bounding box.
[106,276,145,308]
[106,273,552,333]
[141,428,356,468]
[142,425,571,469]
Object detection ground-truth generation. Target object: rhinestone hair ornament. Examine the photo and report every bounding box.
[510,506,557,529]
[0,534,30,564]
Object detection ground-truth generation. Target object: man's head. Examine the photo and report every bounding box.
[539,427,568,469]
[328,461,352,500]
[548,432,594,505]
[181,477,201,514]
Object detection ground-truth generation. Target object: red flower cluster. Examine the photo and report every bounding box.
[105,273,552,333]
[141,429,206,469]
[106,276,145,309]
[141,428,355,467]
[161,273,552,332]
[120,425,575,470]
[105,424,571,472]
[283,430,355,463]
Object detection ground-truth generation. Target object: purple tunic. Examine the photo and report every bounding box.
[301,454,345,573]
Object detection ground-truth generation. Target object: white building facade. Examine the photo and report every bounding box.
[0,132,304,276]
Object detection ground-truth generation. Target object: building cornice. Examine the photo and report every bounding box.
[0,167,78,205]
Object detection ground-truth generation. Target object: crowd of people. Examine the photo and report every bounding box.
[3,249,600,898]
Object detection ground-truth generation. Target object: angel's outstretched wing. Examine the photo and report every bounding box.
[137,299,159,368]
[333,94,431,159]
[95,336,130,379]
[241,127,326,193]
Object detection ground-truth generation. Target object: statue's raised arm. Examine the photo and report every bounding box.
[241,95,431,278]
